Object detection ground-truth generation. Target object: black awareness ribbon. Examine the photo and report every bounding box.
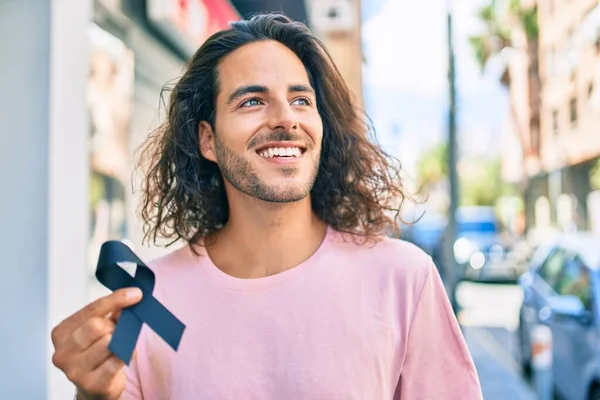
[95,240,186,365]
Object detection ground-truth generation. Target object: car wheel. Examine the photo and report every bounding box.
[590,385,600,400]
[518,314,532,378]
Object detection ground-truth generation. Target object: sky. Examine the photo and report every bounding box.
[361,0,511,175]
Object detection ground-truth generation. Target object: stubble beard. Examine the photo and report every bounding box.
[213,134,320,203]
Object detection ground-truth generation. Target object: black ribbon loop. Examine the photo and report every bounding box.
[95,240,186,365]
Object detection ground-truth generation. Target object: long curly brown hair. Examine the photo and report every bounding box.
[138,13,411,247]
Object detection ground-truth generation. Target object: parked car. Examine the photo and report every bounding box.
[400,210,446,272]
[454,207,520,283]
[518,233,600,400]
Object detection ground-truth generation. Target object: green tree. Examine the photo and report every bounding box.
[460,157,510,206]
[469,0,538,83]
[469,0,540,157]
[590,159,600,191]
[469,2,511,77]
[416,142,448,189]
[416,143,514,207]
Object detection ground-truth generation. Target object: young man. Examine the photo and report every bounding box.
[51,14,482,400]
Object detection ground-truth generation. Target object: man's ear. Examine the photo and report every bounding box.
[199,121,217,163]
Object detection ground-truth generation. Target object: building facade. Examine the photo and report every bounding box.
[530,0,600,233]
[306,0,363,106]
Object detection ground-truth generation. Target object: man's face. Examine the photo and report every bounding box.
[199,40,323,203]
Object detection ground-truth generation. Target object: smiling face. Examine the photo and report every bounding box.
[199,40,324,203]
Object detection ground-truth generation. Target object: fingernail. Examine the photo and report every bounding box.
[126,288,143,299]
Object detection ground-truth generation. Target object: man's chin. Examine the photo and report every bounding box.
[257,188,310,204]
[247,182,311,203]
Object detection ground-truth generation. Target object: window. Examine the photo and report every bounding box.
[538,248,569,287]
[546,47,556,77]
[552,110,559,135]
[553,257,593,310]
[531,126,541,154]
[570,97,578,126]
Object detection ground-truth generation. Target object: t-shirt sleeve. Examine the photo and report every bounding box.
[120,356,143,400]
[395,260,482,399]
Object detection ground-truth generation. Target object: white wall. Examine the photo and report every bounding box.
[0,0,92,398]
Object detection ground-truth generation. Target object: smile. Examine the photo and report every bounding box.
[257,146,305,159]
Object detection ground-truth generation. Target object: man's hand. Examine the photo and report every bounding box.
[51,288,143,400]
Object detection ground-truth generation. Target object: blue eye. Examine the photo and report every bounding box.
[241,98,262,107]
[292,97,311,106]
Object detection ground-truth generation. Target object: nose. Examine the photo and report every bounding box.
[267,101,298,132]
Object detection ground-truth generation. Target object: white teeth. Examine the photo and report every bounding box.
[258,147,303,158]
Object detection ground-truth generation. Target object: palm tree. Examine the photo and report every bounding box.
[469,0,540,162]
[469,2,512,84]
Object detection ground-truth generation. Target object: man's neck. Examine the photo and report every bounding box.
[206,195,327,279]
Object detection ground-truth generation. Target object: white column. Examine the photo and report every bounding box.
[0,0,53,397]
[47,0,93,399]
[0,0,92,398]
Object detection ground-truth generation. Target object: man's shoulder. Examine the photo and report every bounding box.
[137,244,207,295]
[373,235,432,263]
[142,243,195,273]
[328,231,434,280]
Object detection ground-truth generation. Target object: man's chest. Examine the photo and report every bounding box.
[137,290,400,400]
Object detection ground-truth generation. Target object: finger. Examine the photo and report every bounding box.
[108,309,122,324]
[91,355,126,389]
[56,288,143,337]
[78,355,126,398]
[78,334,114,372]
[71,317,115,352]
[65,334,113,378]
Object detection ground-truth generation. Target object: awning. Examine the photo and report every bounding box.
[229,0,310,26]
[147,0,242,57]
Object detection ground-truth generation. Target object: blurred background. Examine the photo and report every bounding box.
[2,0,600,399]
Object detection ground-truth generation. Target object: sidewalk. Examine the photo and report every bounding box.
[463,327,536,400]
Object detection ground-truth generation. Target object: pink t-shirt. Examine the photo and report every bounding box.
[122,228,482,399]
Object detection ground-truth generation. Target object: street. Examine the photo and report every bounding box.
[457,281,536,400]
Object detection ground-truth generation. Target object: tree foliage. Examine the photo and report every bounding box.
[468,0,538,78]
[416,142,448,188]
[590,159,600,191]
[416,143,512,206]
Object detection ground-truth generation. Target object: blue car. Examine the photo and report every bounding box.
[454,207,519,282]
[518,233,600,400]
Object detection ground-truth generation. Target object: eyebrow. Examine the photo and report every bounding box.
[226,84,315,105]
